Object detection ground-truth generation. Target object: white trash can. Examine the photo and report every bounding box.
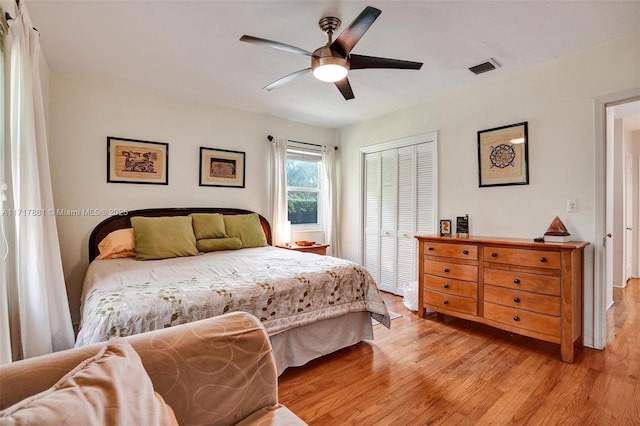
[403,281,418,311]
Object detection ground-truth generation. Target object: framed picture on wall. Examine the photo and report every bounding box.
[199,147,246,188]
[477,122,529,187]
[107,136,169,185]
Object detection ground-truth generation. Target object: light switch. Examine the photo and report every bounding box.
[567,199,577,213]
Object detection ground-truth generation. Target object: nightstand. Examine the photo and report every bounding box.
[277,243,330,256]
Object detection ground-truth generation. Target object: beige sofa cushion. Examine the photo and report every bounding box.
[0,313,304,426]
[132,311,278,425]
[0,340,177,426]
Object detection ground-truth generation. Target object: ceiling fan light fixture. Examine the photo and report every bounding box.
[313,64,348,82]
[312,47,349,82]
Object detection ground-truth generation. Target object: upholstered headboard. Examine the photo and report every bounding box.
[88,207,272,260]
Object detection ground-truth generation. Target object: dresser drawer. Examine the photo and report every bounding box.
[484,285,560,316]
[424,275,477,298]
[484,302,560,337]
[483,246,560,269]
[484,268,561,296]
[424,290,477,316]
[424,259,477,281]
[422,242,478,260]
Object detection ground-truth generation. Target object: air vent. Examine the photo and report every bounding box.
[469,58,500,75]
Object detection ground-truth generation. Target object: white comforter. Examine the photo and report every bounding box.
[76,246,390,347]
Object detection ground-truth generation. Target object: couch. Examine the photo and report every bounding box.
[0,312,306,425]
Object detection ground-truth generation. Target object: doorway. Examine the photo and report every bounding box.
[604,98,640,346]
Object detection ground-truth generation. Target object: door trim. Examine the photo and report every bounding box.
[594,89,640,350]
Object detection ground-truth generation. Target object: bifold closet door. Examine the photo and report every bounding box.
[395,146,417,295]
[363,141,436,295]
[416,142,436,236]
[363,152,381,284]
[379,150,398,293]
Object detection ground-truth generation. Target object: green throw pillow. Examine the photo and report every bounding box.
[223,213,267,248]
[196,237,243,252]
[190,213,228,240]
[131,216,199,260]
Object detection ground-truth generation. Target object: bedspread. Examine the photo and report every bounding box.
[75,246,390,347]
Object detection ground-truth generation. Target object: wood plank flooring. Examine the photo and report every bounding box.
[278,279,640,425]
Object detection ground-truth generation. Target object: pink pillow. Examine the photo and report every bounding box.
[97,228,136,259]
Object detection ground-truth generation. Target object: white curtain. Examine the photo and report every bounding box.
[321,146,340,257]
[0,10,10,365]
[0,3,74,364]
[270,137,289,246]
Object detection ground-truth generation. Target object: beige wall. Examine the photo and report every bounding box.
[47,73,336,324]
[338,33,640,348]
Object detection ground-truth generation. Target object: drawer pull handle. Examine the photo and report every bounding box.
[513,279,521,284]
[462,250,469,255]
[540,257,547,263]
[428,246,434,251]
[513,315,520,322]
[443,300,449,305]
[443,284,450,289]
[491,252,498,257]
[513,297,520,303]
[443,268,450,273]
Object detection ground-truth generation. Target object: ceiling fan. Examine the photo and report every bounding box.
[240,6,423,100]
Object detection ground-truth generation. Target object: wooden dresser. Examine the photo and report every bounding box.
[415,235,589,363]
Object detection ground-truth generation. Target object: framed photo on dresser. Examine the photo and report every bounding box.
[439,219,452,237]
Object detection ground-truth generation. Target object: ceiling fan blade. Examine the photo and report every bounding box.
[350,54,423,70]
[240,35,315,57]
[334,77,355,100]
[331,6,381,57]
[263,68,311,91]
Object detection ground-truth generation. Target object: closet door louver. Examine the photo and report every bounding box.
[416,142,436,235]
[396,146,417,295]
[379,150,397,293]
[363,152,381,283]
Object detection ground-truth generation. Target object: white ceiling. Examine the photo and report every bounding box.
[28,1,640,129]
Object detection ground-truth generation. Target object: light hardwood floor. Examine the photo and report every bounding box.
[278,279,640,425]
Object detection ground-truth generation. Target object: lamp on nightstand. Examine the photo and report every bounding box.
[283,220,291,245]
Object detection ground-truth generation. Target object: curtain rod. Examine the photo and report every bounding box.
[267,135,338,151]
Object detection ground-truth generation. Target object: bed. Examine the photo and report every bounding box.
[78,207,390,374]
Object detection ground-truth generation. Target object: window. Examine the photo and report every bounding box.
[286,149,322,226]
